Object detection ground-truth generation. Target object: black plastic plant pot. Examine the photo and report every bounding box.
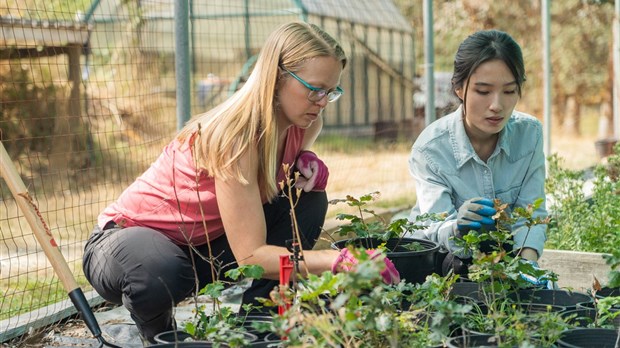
[154,343,229,348]
[331,237,440,284]
[446,333,504,348]
[154,329,257,345]
[576,300,620,311]
[596,286,620,299]
[574,302,620,328]
[449,332,549,348]
[247,340,284,347]
[263,332,281,342]
[462,302,565,338]
[516,302,566,314]
[153,330,193,344]
[448,281,489,304]
[561,308,598,328]
[508,289,592,311]
[238,314,275,340]
[556,328,619,348]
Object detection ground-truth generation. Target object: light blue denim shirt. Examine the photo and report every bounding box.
[408,106,547,258]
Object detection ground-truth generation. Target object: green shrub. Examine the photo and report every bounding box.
[545,146,620,253]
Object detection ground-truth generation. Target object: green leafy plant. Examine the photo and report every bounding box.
[448,198,571,347]
[461,300,569,347]
[258,191,615,347]
[458,198,557,291]
[581,250,620,329]
[267,251,468,347]
[545,149,620,253]
[182,265,265,347]
[603,248,620,288]
[328,191,443,251]
[594,296,620,326]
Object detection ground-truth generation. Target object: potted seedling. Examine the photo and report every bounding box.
[565,252,620,330]
[329,192,443,284]
[265,250,469,347]
[448,198,574,346]
[154,265,268,347]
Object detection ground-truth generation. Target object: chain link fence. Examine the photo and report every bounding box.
[3,0,614,344]
[1,0,418,343]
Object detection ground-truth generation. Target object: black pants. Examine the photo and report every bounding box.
[82,190,327,341]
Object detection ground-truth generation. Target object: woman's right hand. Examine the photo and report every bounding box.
[331,248,400,284]
[456,197,496,234]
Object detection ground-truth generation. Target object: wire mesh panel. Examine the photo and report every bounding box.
[0,0,418,344]
[0,0,177,343]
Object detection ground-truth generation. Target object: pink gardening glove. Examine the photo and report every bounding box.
[295,151,329,192]
[331,248,401,285]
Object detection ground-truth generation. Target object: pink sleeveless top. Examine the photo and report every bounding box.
[98,126,306,246]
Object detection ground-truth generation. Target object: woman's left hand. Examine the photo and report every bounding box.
[295,151,329,192]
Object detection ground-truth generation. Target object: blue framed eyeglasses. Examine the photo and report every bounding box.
[282,68,344,103]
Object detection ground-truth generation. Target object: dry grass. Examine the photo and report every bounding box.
[324,149,416,209]
[550,133,600,170]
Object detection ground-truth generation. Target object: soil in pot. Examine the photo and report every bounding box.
[508,289,592,311]
[556,328,619,348]
[332,237,440,284]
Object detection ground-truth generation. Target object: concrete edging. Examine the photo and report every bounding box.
[539,249,611,291]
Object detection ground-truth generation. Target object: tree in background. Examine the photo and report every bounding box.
[395,0,614,138]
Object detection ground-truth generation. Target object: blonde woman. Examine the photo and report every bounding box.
[83,21,398,344]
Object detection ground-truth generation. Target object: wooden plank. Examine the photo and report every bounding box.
[0,18,90,46]
[0,290,104,343]
[0,45,86,59]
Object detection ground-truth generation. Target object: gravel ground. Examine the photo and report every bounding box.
[6,286,245,348]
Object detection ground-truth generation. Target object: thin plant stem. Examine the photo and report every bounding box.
[190,124,217,283]
[170,149,204,312]
[280,164,310,280]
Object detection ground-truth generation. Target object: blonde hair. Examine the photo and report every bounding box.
[177,21,346,201]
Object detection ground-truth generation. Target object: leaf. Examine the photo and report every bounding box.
[199,282,225,298]
[184,322,197,336]
[225,264,265,280]
[592,275,602,292]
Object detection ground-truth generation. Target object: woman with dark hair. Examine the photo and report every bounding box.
[407,30,548,279]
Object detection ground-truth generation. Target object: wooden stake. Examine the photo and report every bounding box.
[0,141,79,291]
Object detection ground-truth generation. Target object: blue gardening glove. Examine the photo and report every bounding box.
[456,197,496,234]
[519,260,556,289]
